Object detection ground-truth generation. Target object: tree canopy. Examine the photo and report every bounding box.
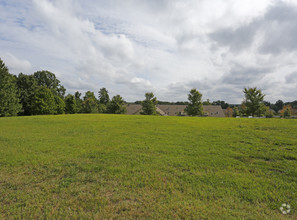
[0,59,22,116]
[0,56,296,118]
[241,87,266,117]
[107,95,126,114]
[141,92,158,115]
[185,89,203,116]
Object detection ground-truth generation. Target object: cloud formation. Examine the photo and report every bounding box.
[0,0,297,103]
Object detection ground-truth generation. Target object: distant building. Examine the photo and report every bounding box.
[125,104,225,117]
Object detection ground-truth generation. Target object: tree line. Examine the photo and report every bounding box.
[0,58,126,116]
[0,57,296,117]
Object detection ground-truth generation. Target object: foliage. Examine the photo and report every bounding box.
[212,100,229,109]
[141,92,158,115]
[286,100,297,109]
[225,107,233,117]
[274,100,284,113]
[98,88,110,113]
[185,89,203,116]
[280,105,292,118]
[264,106,274,118]
[0,59,22,116]
[107,95,126,114]
[65,94,78,114]
[17,73,39,115]
[74,91,83,113]
[232,107,240,117]
[202,99,211,105]
[239,104,247,116]
[33,70,65,97]
[30,87,57,115]
[81,91,98,113]
[54,95,65,114]
[241,87,266,117]
[98,88,110,105]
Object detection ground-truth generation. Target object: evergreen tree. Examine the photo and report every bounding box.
[141,92,158,115]
[185,89,203,116]
[0,58,21,117]
[98,88,110,113]
[241,87,265,117]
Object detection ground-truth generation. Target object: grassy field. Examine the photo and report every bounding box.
[0,114,296,219]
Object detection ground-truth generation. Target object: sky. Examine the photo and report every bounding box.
[1,0,297,103]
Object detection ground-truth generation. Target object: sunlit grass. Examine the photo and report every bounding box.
[0,114,296,218]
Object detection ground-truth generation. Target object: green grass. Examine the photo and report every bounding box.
[0,114,296,219]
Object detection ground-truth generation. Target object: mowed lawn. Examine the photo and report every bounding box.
[0,114,296,219]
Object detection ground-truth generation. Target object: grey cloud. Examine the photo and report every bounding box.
[222,64,271,86]
[209,22,258,52]
[285,71,297,83]
[187,80,211,91]
[259,3,297,54]
[209,2,297,54]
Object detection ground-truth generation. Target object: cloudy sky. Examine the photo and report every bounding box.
[1,0,297,103]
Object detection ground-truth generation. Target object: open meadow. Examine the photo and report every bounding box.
[0,114,296,219]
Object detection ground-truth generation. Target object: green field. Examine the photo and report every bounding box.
[0,114,296,219]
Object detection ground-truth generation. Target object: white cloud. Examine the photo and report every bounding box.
[2,53,32,75]
[0,0,296,103]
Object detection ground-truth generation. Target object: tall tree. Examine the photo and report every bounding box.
[0,58,21,117]
[81,91,98,113]
[17,73,39,115]
[107,95,126,114]
[98,88,110,105]
[33,70,65,97]
[30,87,56,115]
[185,89,203,116]
[241,87,266,116]
[65,94,78,114]
[274,100,284,113]
[74,91,82,113]
[141,92,158,115]
[98,88,110,113]
[54,95,65,114]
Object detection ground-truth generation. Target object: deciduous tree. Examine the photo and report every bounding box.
[34,70,65,97]
[107,95,126,114]
[82,91,98,113]
[225,107,233,117]
[31,87,56,115]
[280,105,292,118]
[65,94,78,114]
[74,91,83,113]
